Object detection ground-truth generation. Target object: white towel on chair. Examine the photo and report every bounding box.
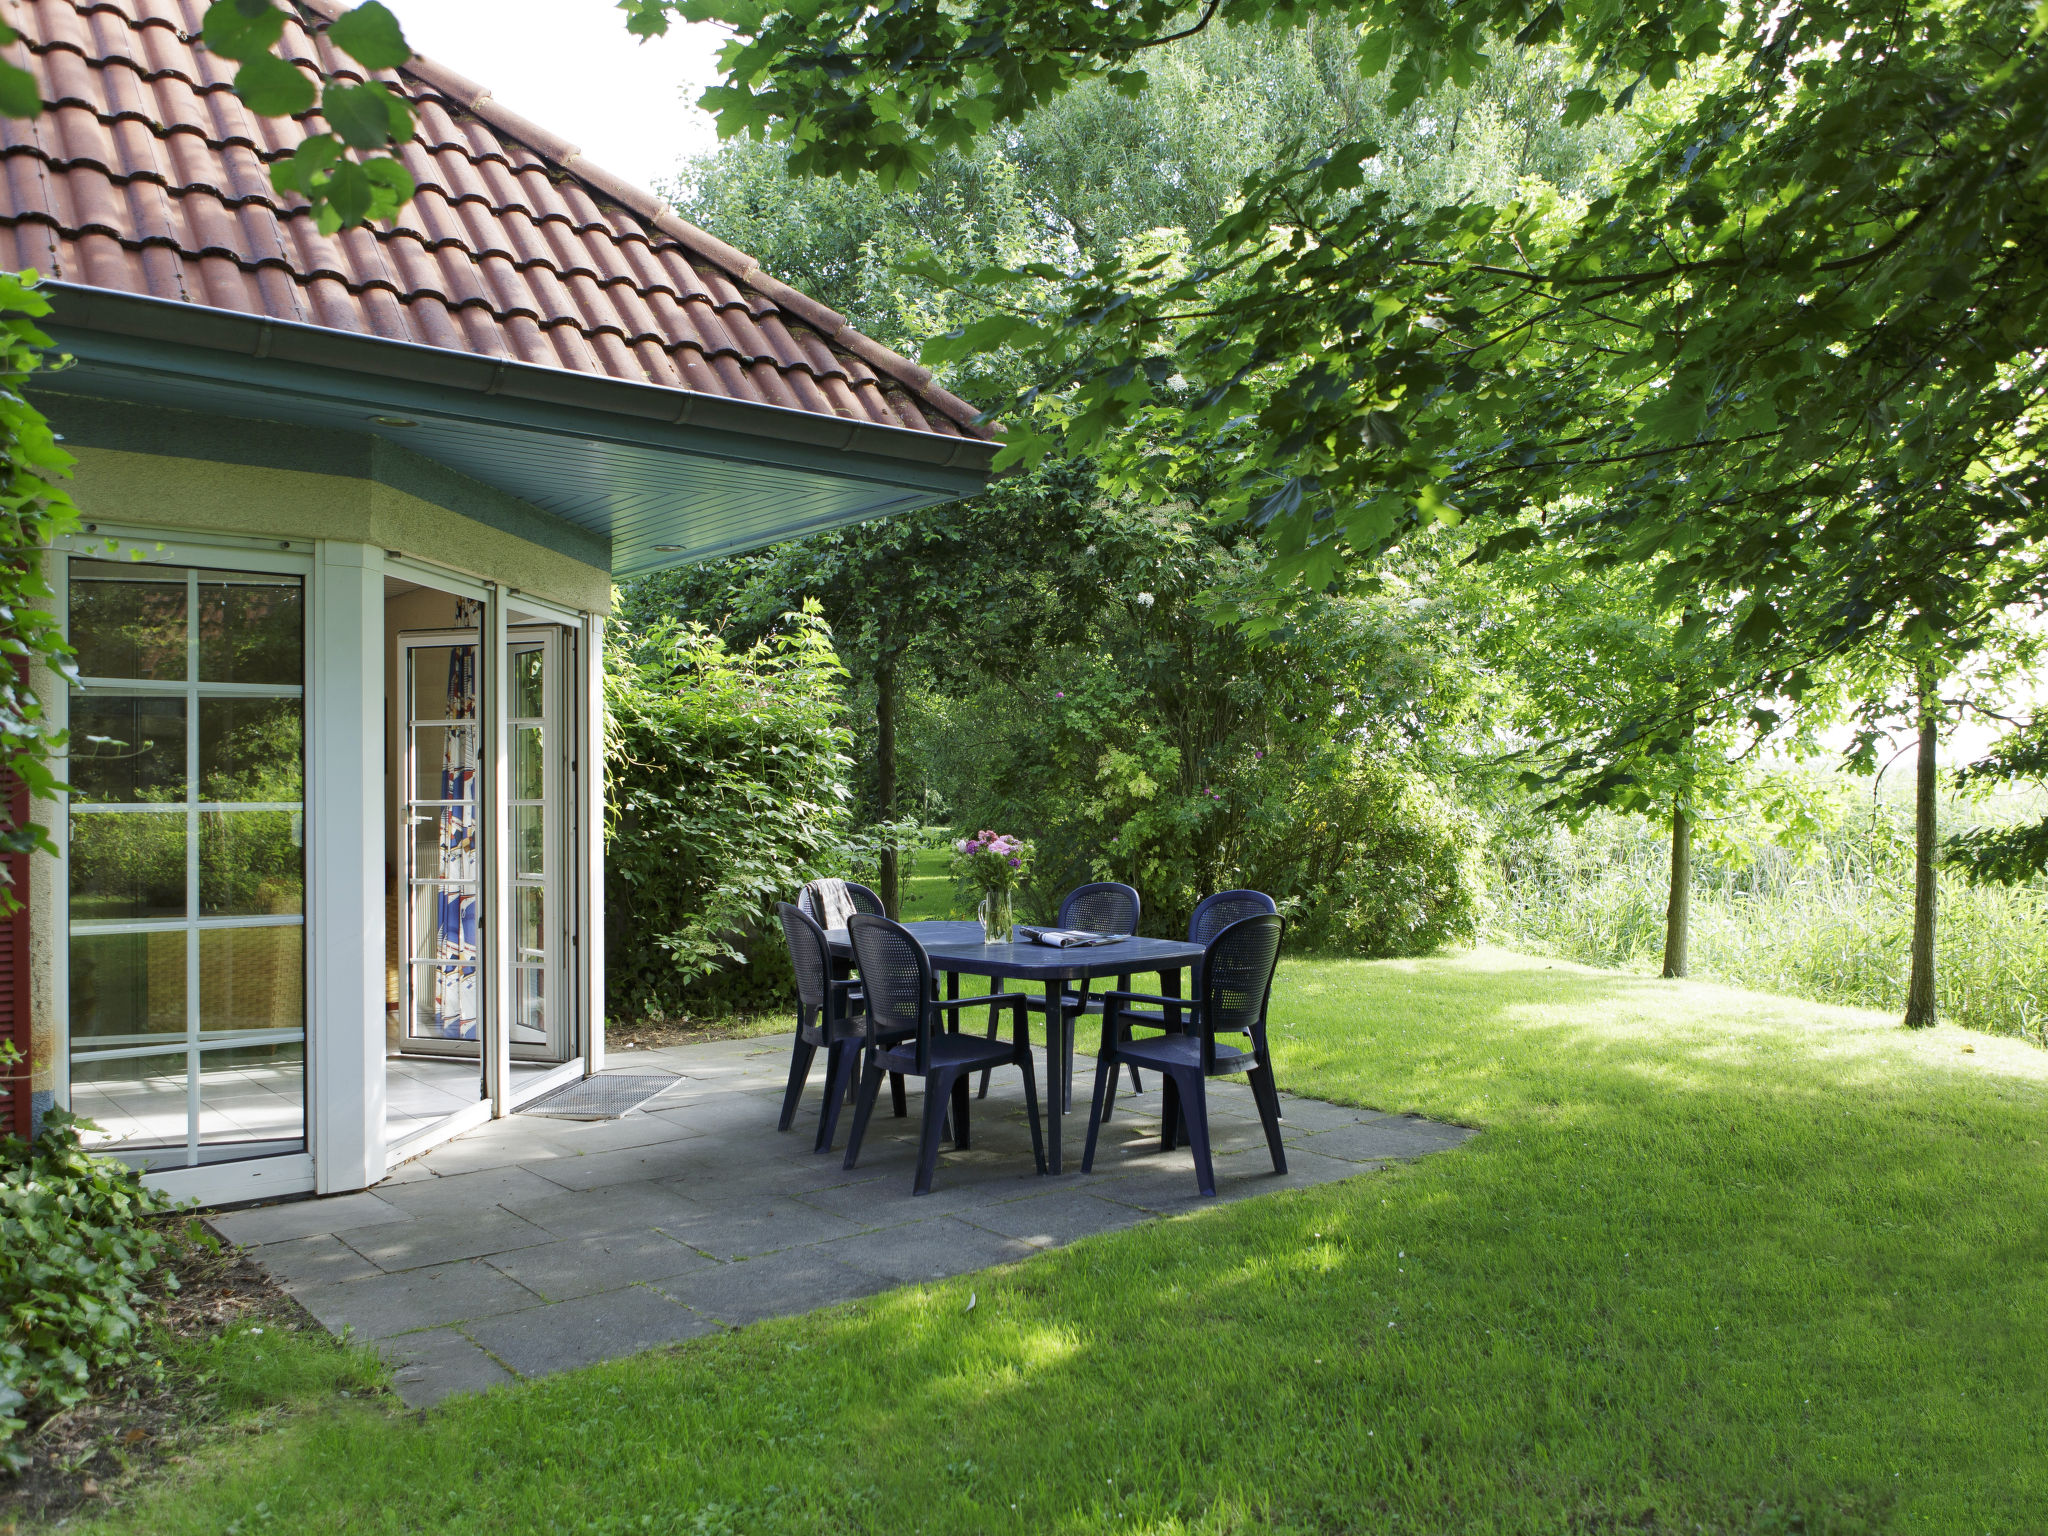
[808,877,860,930]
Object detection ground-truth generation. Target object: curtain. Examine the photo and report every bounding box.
[431,642,480,1039]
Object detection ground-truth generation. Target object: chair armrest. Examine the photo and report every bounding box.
[1101,990,1193,1009]
[828,977,861,992]
[931,992,1027,1010]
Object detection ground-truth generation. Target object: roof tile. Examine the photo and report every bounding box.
[1,0,988,440]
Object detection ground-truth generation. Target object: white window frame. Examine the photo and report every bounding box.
[52,532,324,1205]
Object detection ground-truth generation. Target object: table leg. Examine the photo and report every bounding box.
[1044,975,1067,1174]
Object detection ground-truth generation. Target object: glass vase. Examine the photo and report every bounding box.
[979,890,1014,944]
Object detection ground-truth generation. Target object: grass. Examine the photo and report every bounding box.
[59,947,2048,1533]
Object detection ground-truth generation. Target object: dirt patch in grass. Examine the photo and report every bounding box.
[2,1225,384,1529]
[607,1011,789,1052]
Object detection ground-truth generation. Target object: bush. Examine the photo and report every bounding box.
[1268,760,1487,957]
[1,1088,174,1464]
[604,605,859,1018]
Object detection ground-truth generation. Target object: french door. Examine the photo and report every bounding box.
[398,627,568,1063]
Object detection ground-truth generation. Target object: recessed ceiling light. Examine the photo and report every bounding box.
[368,414,419,428]
[651,544,682,552]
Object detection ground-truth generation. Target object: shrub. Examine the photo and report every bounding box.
[1,1085,174,1464]
[1268,760,1487,957]
[604,605,859,1017]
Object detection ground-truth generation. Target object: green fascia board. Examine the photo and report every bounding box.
[36,283,996,575]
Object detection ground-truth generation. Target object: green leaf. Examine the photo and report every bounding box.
[1559,88,1606,129]
[321,80,411,149]
[325,1,411,71]
[0,59,41,119]
[202,0,285,62]
[234,51,315,118]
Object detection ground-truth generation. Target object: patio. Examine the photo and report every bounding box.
[214,1037,1474,1406]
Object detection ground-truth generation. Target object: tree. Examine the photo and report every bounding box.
[1483,547,1831,979]
[634,0,2048,876]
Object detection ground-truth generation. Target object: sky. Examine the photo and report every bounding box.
[387,0,725,194]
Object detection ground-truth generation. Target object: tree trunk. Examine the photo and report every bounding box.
[875,655,899,919]
[1903,665,1939,1028]
[1662,799,1691,979]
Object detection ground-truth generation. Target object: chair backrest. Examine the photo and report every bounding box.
[1058,881,1140,935]
[798,880,884,927]
[776,902,833,1018]
[1198,913,1285,1069]
[846,913,935,1070]
[1188,889,1278,947]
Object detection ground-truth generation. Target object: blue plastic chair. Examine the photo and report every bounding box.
[1083,912,1288,1197]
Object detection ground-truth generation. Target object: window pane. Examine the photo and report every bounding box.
[412,885,478,966]
[516,884,544,958]
[513,804,545,878]
[200,697,304,802]
[411,643,477,723]
[68,564,186,680]
[70,930,185,1044]
[68,694,187,803]
[70,812,185,921]
[510,646,544,718]
[199,1042,305,1154]
[199,811,304,916]
[512,724,544,800]
[514,965,545,1044]
[411,961,480,1042]
[71,1048,188,1160]
[414,724,480,808]
[199,926,304,1035]
[197,573,303,684]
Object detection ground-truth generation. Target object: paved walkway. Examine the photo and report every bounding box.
[214,1038,1473,1406]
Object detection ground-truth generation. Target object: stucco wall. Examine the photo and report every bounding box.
[64,447,613,615]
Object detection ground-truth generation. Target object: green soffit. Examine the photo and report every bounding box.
[36,284,996,577]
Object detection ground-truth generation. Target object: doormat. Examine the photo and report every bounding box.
[522,1073,682,1121]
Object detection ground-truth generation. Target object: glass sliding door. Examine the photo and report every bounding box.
[67,563,307,1169]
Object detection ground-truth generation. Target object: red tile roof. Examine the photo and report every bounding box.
[0,0,989,441]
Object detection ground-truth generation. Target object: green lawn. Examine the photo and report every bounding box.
[80,950,2048,1534]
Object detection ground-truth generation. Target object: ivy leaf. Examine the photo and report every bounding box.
[234,51,314,117]
[325,2,411,71]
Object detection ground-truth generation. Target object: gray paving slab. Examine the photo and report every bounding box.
[1282,1116,1475,1161]
[818,1217,1038,1284]
[374,1164,573,1216]
[253,1038,1470,1408]
[249,1233,386,1289]
[961,1189,1157,1247]
[465,1286,718,1377]
[210,1191,413,1246]
[508,1137,738,1192]
[384,1326,519,1408]
[342,1207,558,1272]
[652,1194,867,1260]
[293,1258,544,1339]
[499,1178,707,1241]
[484,1229,718,1302]
[652,1247,890,1326]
